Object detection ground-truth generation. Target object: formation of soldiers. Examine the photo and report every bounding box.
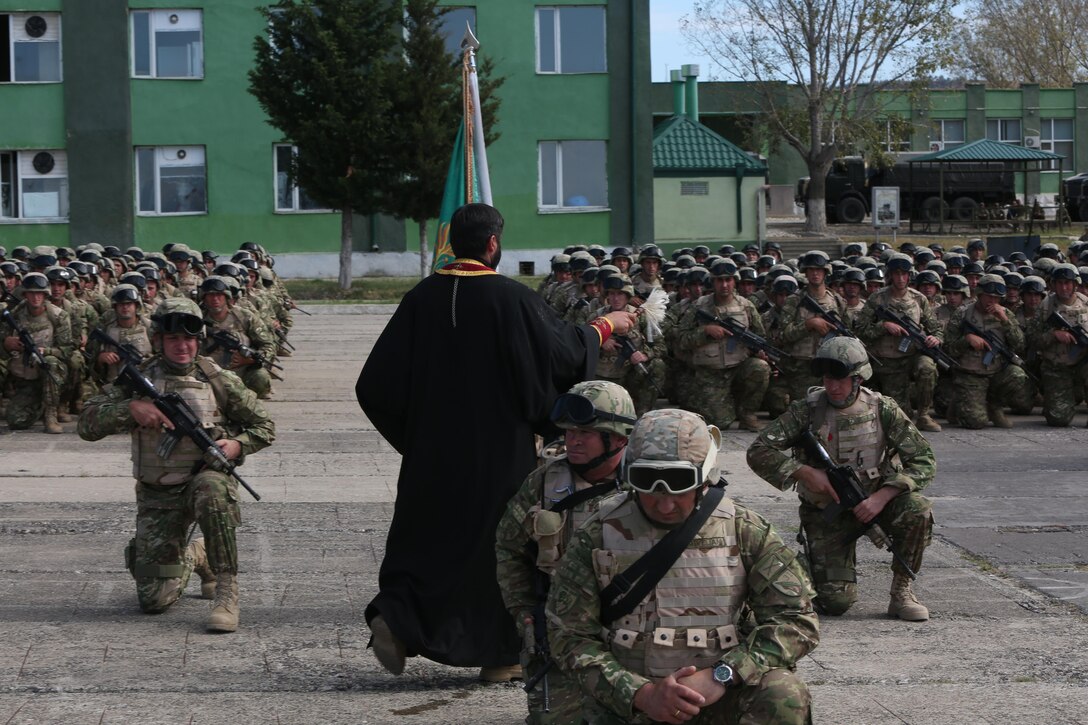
[0,241,297,435]
[536,236,1088,432]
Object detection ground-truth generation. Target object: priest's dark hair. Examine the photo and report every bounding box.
[450,203,504,260]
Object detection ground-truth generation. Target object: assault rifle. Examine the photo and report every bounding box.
[288,301,312,317]
[273,327,295,351]
[1048,311,1088,349]
[205,327,284,379]
[107,336,261,501]
[90,327,146,368]
[960,318,1034,379]
[799,429,917,579]
[874,305,957,372]
[522,584,552,711]
[695,308,788,367]
[801,295,882,367]
[617,336,664,398]
[1,308,47,368]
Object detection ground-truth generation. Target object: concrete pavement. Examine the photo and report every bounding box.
[0,305,1086,724]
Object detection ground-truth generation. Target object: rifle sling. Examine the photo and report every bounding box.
[549,480,618,514]
[599,485,725,626]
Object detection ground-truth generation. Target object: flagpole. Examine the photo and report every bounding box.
[462,26,492,205]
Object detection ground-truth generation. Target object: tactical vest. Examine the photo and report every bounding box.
[1040,293,1088,366]
[806,387,887,500]
[593,494,746,678]
[690,295,751,369]
[598,305,646,378]
[204,309,251,369]
[104,319,153,382]
[8,307,56,380]
[634,276,662,298]
[957,302,1010,375]
[527,456,614,575]
[785,290,839,360]
[132,359,225,486]
[176,269,200,297]
[871,289,925,359]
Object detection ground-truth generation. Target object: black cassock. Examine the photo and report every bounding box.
[356,264,600,667]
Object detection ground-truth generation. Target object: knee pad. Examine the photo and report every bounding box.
[814,582,857,616]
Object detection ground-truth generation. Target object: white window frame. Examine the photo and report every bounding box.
[986,118,1022,145]
[135,145,208,216]
[1,12,63,84]
[130,9,204,79]
[1040,117,1074,172]
[535,6,607,74]
[538,140,609,213]
[0,149,69,223]
[882,119,912,153]
[931,119,965,149]
[273,144,332,213]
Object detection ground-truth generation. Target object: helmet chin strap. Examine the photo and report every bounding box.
[569,432,624,478]
[828,376,862,409]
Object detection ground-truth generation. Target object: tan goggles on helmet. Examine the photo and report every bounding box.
[626,460,702,494]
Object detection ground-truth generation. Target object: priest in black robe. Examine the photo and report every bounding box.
[356,203,637,677]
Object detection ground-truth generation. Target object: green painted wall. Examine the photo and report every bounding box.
[653,174,761,244]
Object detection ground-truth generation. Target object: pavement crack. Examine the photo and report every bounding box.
[103,643,110,662]
[875,699,910,723]
[183,630,191,668]
[98,707,107,725]
[17,645,31,678]
[4,700,28,725]
[337,628,344,659]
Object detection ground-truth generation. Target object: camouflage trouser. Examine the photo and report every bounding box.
[869,355,938,417]
[762,369,791,418]
[778,358,820,405]
[798,491,933,616]
[601,358,667,417]
[934,369,955,419]
[239,365,272,398]
[129,471,241,613]
[686,359,770,429]
[6,356,66,429]
[521,651,585,725]
[63,350,85,407]
[1039,358,1088,427]
[588,667,810,725]
[953,367,1033,429]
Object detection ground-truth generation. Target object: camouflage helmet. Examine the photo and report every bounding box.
[111,284,141,305]
[550,380,636,437]
[799,250,832,272]
[942,274,969,293]
[811,336,872,381]
[1020,275,1047,295]
[885,252,914,273]
[602,273,635,298]
[623,409,721,488]
[151,297,205,338]
[976,273,1007,297]
[44,265,73,286]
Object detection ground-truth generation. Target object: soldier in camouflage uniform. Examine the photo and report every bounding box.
[45,265,91,420]
[168,244,201,299]
[933,275,969,420]
[78,297,274,631]
[855,253,946,432]
[840,268,867,327]
[1,272,71,434]
[496,381,636,724]
[1027,263,1088,426]
[633,245,665,299]
[674,260,770,431]
[200,276,278,399]
[595,275,666,415]
[747,337,935,621]
[761,275,799,419]
[547,409,817,725]
[86,284,154,386]
[944,274,1032,428]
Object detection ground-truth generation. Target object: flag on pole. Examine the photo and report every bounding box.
[431,25,492,273]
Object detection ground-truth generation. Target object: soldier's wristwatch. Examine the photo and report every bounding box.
[712,661,736,687]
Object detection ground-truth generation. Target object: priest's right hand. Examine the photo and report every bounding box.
[604,310,638,335]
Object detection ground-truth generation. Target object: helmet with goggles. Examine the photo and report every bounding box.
[111,284,141,305]
[976,273,1007,297]
[622,409,721,494]
[199,275,233,296]
[550,381,636,437]
[151,297,205,338]
[810,336,872,381]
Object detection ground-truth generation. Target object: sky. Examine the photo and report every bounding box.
[650,0,715,83]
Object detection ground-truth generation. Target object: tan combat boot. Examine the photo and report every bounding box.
[187,537,217,599]
[888,573,929,621]
[913,413,942,432]
[370,614,407,675]
[43,407,63,434]
[738,414,766,432]
[988,405,1012,429]
[207,573,239,632]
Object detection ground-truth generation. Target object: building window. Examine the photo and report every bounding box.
[0,150,69,221]
[931,119,965,149]
[0,13,62,83]
[274,145,330,212]
[131,9,203,79]
[136,146,206,215]
[536,6,606,74]
[882,119,912,152]
[539,140,608,210]
[986,118,1022,145]
[680,181,709,196]
[439,7,476,58]
[1041,118,1074,171]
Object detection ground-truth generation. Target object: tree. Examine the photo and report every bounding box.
[951,0,1088,87]
[682,0,955,233]
[249,0,401,290]
[383,0,505,278]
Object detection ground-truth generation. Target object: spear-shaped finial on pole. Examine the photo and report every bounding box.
[461,23,480,55]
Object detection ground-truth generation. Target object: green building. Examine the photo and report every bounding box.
[0,1,654,275]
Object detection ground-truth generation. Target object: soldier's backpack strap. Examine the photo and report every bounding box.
[549,480,619,514]
[194,357,230,407]
[599,484,726,626]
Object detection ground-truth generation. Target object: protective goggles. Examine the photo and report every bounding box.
[810,357,858,380]
[625,459,703,494]
[550,393,636,428]
[112,287,140,304]
[155,312,204,336]
[201,277,230,293]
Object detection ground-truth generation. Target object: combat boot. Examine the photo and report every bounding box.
[888,573,929,621]
[370,614,407,675]
[207,573,239,632]
[43,407,63,434]
[187,537,217,599]
[913,414,942,432]
[55,406,72,423]
[479,664,523,683]
[738,414,766,432]
[988,405,1012,429]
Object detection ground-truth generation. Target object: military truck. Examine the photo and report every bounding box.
[1062,172,1088,222]
[797,154,1016,224]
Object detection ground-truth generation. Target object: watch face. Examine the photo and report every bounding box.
[713,663,733,685]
